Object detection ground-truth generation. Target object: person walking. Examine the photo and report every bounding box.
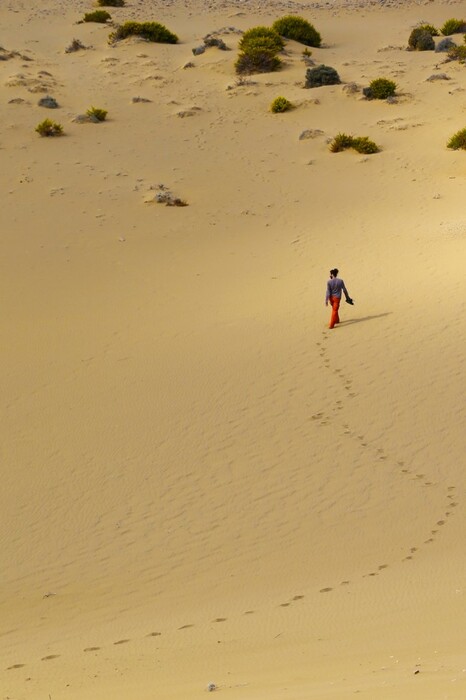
[325,268,353,329]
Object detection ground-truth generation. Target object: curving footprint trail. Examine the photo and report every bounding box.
[316,330,458,578]
[5,331,460,672]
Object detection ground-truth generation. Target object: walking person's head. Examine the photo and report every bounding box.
[330,268,339,278]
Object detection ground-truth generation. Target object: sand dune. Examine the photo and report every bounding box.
[1,0,466,697]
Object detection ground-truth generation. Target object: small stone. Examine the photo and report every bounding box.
[38,95,58,108]
[299,129,324,140]
[192,45,205,56]
[426,73,450,81]
[207,682,216,692]
[72,113,100,123]
[183,62,195,69]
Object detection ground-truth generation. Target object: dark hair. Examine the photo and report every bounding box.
[330,268,339,277]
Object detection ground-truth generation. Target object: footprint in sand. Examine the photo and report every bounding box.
[7,663,25,670]
[293,594,304,600]
[84,647,101,652]
[212,618,227,623]
[147,632,161,637]
[113,639,131,645]
[279,602,291,607]
[178,624,194,630]
[41,654,60,661]
[320,587,333,593]
[243,610,255,615]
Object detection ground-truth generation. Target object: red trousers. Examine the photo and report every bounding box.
[329,295,340,329]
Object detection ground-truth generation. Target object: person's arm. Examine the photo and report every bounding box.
[342,280,354,304]
[325,280,331,305]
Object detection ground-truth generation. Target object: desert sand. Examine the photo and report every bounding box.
[1,0,466,697]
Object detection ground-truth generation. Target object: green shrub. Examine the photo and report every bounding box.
[239,26,284,54]
[329,133,354,152]
[83,10,111,22]
[239,35,284,54]
[302,47,312,57]
[272,15,321,47]
[351,136,380,154]
[86,106,107,121]
[417,23,439,36]
[447,127,466,150]
[110,21,178,44]
[447,45,466,61]
[441,18,466,35]
[330,133,379,154]
[36,119,63,137]
[235,48,282,74]
[364,77,397,100]
[270,96,293,112]
[97,0,124,6]
[408,27,435,50]
[305,64,340,88]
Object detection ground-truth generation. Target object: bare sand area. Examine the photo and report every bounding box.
[1,0,466,697]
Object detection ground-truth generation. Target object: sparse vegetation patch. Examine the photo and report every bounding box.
[235,48,282,74]
[440,18,466,35]
[363,78,397,100]
[86,106,107,121]
[447,127,466,150]
[84,10,111,23]
[408,27,435,50]
[110,21,178,44]
[239,27,284,54]
[272,15,321,47]
[417,23,439,36]
[97,0,124,7]
[447,45,466,62]
[330,133,380,154]
[305,64,340,88]
[36,118,63,137]
[270,96,293,112]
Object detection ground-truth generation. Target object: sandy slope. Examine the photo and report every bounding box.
[1,0,466,697]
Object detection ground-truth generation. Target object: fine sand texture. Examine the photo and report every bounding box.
[1,0,466,697]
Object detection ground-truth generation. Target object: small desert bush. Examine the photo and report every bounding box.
[408,27,435,50]
[87,106,107,121]
[110,21,178,43]
[305,64,340,88]
[417,23,439,36]
[329,133,353,152]
[84,10,111,22]
[36,119,63,137]
[270,96,293,112]
[272,15,322,47]
[447,45,466,61]
[239,27,284,54]
[364,77,396,100]
[351,136,380,154]
[302,48,312,57]
[441,18,466,35]
[330,133,379,154]
[447,127,466,150]
[97,0,124,6]
[235,48,282,74]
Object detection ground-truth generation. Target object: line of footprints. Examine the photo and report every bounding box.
[5,333,459,672]
[315,332,458,572]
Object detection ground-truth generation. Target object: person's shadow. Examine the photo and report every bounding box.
[341,312,392,326]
